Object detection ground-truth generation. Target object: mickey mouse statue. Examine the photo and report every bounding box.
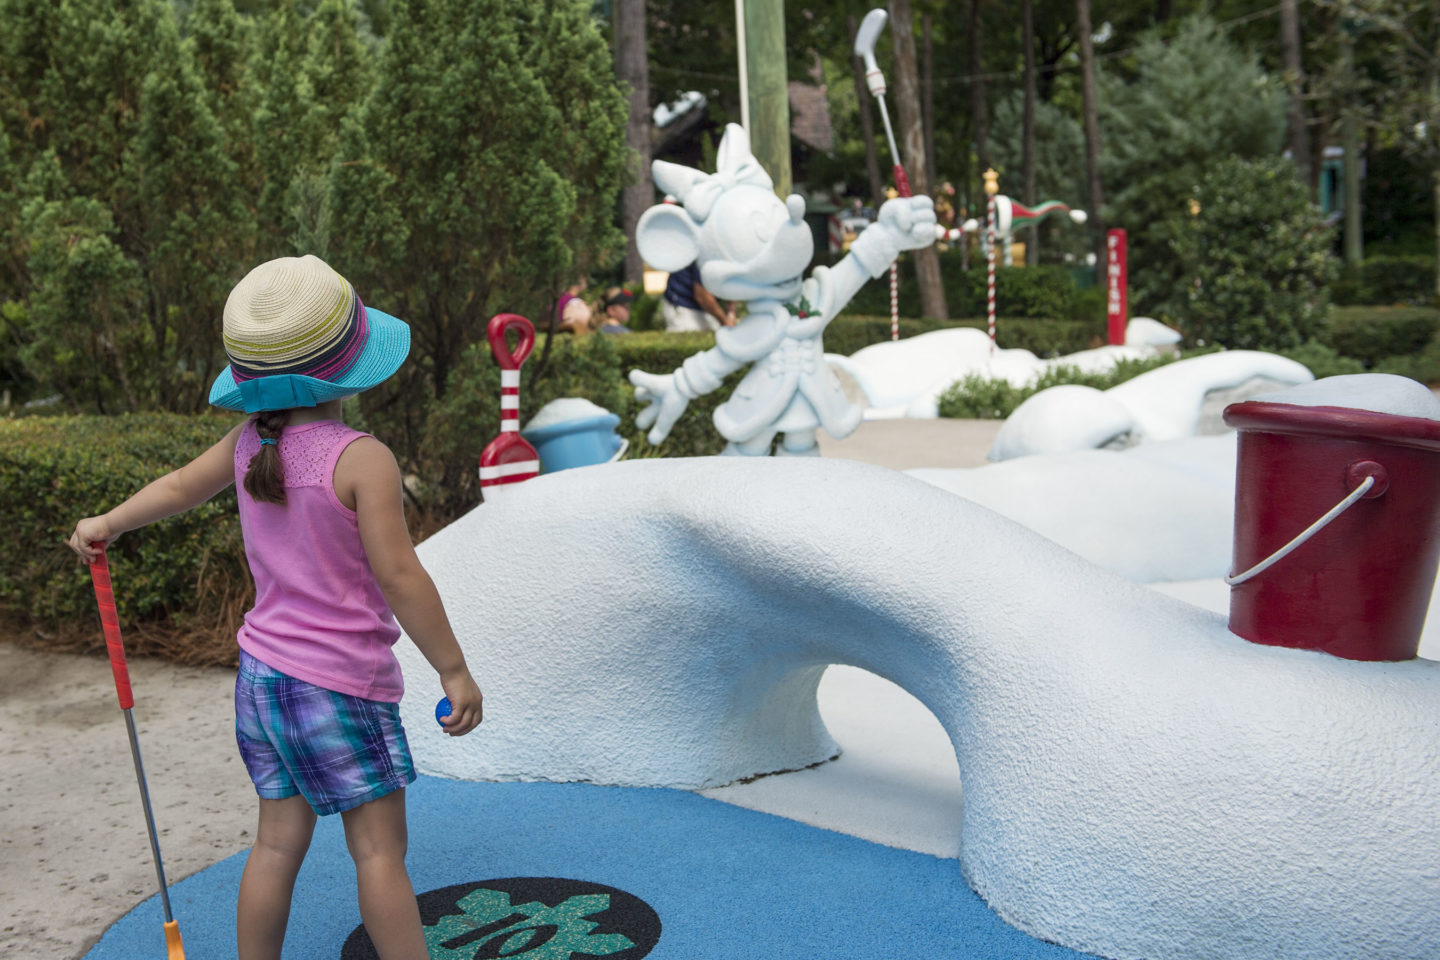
[630,123,937,455]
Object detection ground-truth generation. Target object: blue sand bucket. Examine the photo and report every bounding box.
[521,413,628,474]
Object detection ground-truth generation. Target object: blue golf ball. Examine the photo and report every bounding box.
[435,697,452,728]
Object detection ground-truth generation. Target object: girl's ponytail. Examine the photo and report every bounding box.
[243,409,290,504]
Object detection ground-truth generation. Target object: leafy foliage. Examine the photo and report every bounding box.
[935,354,1178,420]
[0,413,248,664]
[1099,16,1287,321]
[1331,256,1437,306]
[1170,156,1338,351]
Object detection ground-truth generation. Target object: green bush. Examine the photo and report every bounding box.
[844,247,1098,323]
[1325,306,1440,367]
[0,413,248,662]
[1371,349,1440,384]
[935,354,1178,419]
[1170,156,1338,350]
[1277,340,1366,379]
[1331,256,1436,306]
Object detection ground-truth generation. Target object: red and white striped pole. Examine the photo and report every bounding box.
[984,168,999,355]
[889,261,899,340]
[478,313,540,500]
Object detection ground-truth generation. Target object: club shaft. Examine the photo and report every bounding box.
[874,96,901,171]
[124,707,175,923]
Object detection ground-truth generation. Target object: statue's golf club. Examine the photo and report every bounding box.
[854,8,910,199]
[89,544,186,959]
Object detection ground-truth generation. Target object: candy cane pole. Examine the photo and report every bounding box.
[478,313,541,500]
[984,168,999,355]
[855,8,910,340]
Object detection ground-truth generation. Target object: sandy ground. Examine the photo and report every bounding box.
[0,418,1004,960]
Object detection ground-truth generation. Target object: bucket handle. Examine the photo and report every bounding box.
[1226,460,1387,586]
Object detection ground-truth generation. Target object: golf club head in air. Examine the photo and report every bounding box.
[854,8,888,97]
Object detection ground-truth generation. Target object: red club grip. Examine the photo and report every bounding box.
[893,164,912,198]
[88,546,134,710]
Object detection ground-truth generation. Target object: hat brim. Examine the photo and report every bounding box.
[209,308,410,413]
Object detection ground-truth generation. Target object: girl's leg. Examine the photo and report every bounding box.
[341,789,427,960]
[237,795,316,960]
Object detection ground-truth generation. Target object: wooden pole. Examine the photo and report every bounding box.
[742,0,791,196]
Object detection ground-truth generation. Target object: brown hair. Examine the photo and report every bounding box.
[243,409,290,504]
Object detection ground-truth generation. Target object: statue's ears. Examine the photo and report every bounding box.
[636,204,701,272]
[652,160,707,205]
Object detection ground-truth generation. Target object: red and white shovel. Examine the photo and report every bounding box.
[478,313,540,500]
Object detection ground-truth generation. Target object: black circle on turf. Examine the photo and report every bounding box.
[340,876,661,959]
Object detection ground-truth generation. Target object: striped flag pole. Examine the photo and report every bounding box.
[478,313,540,500]
[984,168,999,356]
[889,261,899,340]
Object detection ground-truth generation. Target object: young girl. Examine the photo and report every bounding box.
[67,255,483,960]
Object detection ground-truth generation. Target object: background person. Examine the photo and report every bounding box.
[554,278,593,335]
[661,262,734,332]
[596,287,635,334]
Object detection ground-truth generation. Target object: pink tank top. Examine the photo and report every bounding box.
[233,419,403,701]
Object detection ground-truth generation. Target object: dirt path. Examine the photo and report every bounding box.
[0,643,254,959]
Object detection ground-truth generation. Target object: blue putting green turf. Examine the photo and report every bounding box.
[85,776,1098,959]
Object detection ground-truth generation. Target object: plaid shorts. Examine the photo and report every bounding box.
[234,650,416,816]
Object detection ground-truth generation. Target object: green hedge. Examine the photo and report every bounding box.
[0,413,248,663]
[0,310,1103,647]
[1331,256,1436,306]
[1324,306,1440,368]
[845,248,1104,324]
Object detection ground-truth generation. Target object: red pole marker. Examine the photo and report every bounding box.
[478,313,541,500]
[89,545,187,960]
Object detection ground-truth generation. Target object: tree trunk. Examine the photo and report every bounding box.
[1279,0,1311,194]
[889,0,946,319]
[968,0,990,178]
[1340,24,1363,266]
[1022,0,1037,265]
[849,14,885,208]
[1077,0,1107,273]
[614,0,650,285]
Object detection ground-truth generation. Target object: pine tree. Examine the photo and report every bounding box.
[327,0,630,487]
[134,4,253,409]
[1099,15,1286,320]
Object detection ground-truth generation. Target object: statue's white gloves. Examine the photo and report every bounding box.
[848,195,938,278]
[629,369,692,445]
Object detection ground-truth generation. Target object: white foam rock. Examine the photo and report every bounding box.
[913,433,1237,582]
[399,456,1439,960]
[1251,371,1440,419]
[986,384,1135,461]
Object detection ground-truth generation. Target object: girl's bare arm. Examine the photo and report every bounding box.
[338,437,484,736]
[67,421,245,563]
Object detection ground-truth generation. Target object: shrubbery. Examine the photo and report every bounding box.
[1331,256,1436,307]
[0,413,248,665]
[845,247,1103,327]
[1169,156,1337,351]
[1325,306,1439,367]
[935,355,1177,419]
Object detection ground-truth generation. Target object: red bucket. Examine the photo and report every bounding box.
[1224,400,1440,661]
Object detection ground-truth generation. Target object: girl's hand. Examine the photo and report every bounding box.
[67,517,116,563]
[437,670,484,737]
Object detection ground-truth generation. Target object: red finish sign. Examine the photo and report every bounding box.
[1106,229,1128,346]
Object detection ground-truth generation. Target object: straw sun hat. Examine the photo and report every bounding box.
[208,255,410,413]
